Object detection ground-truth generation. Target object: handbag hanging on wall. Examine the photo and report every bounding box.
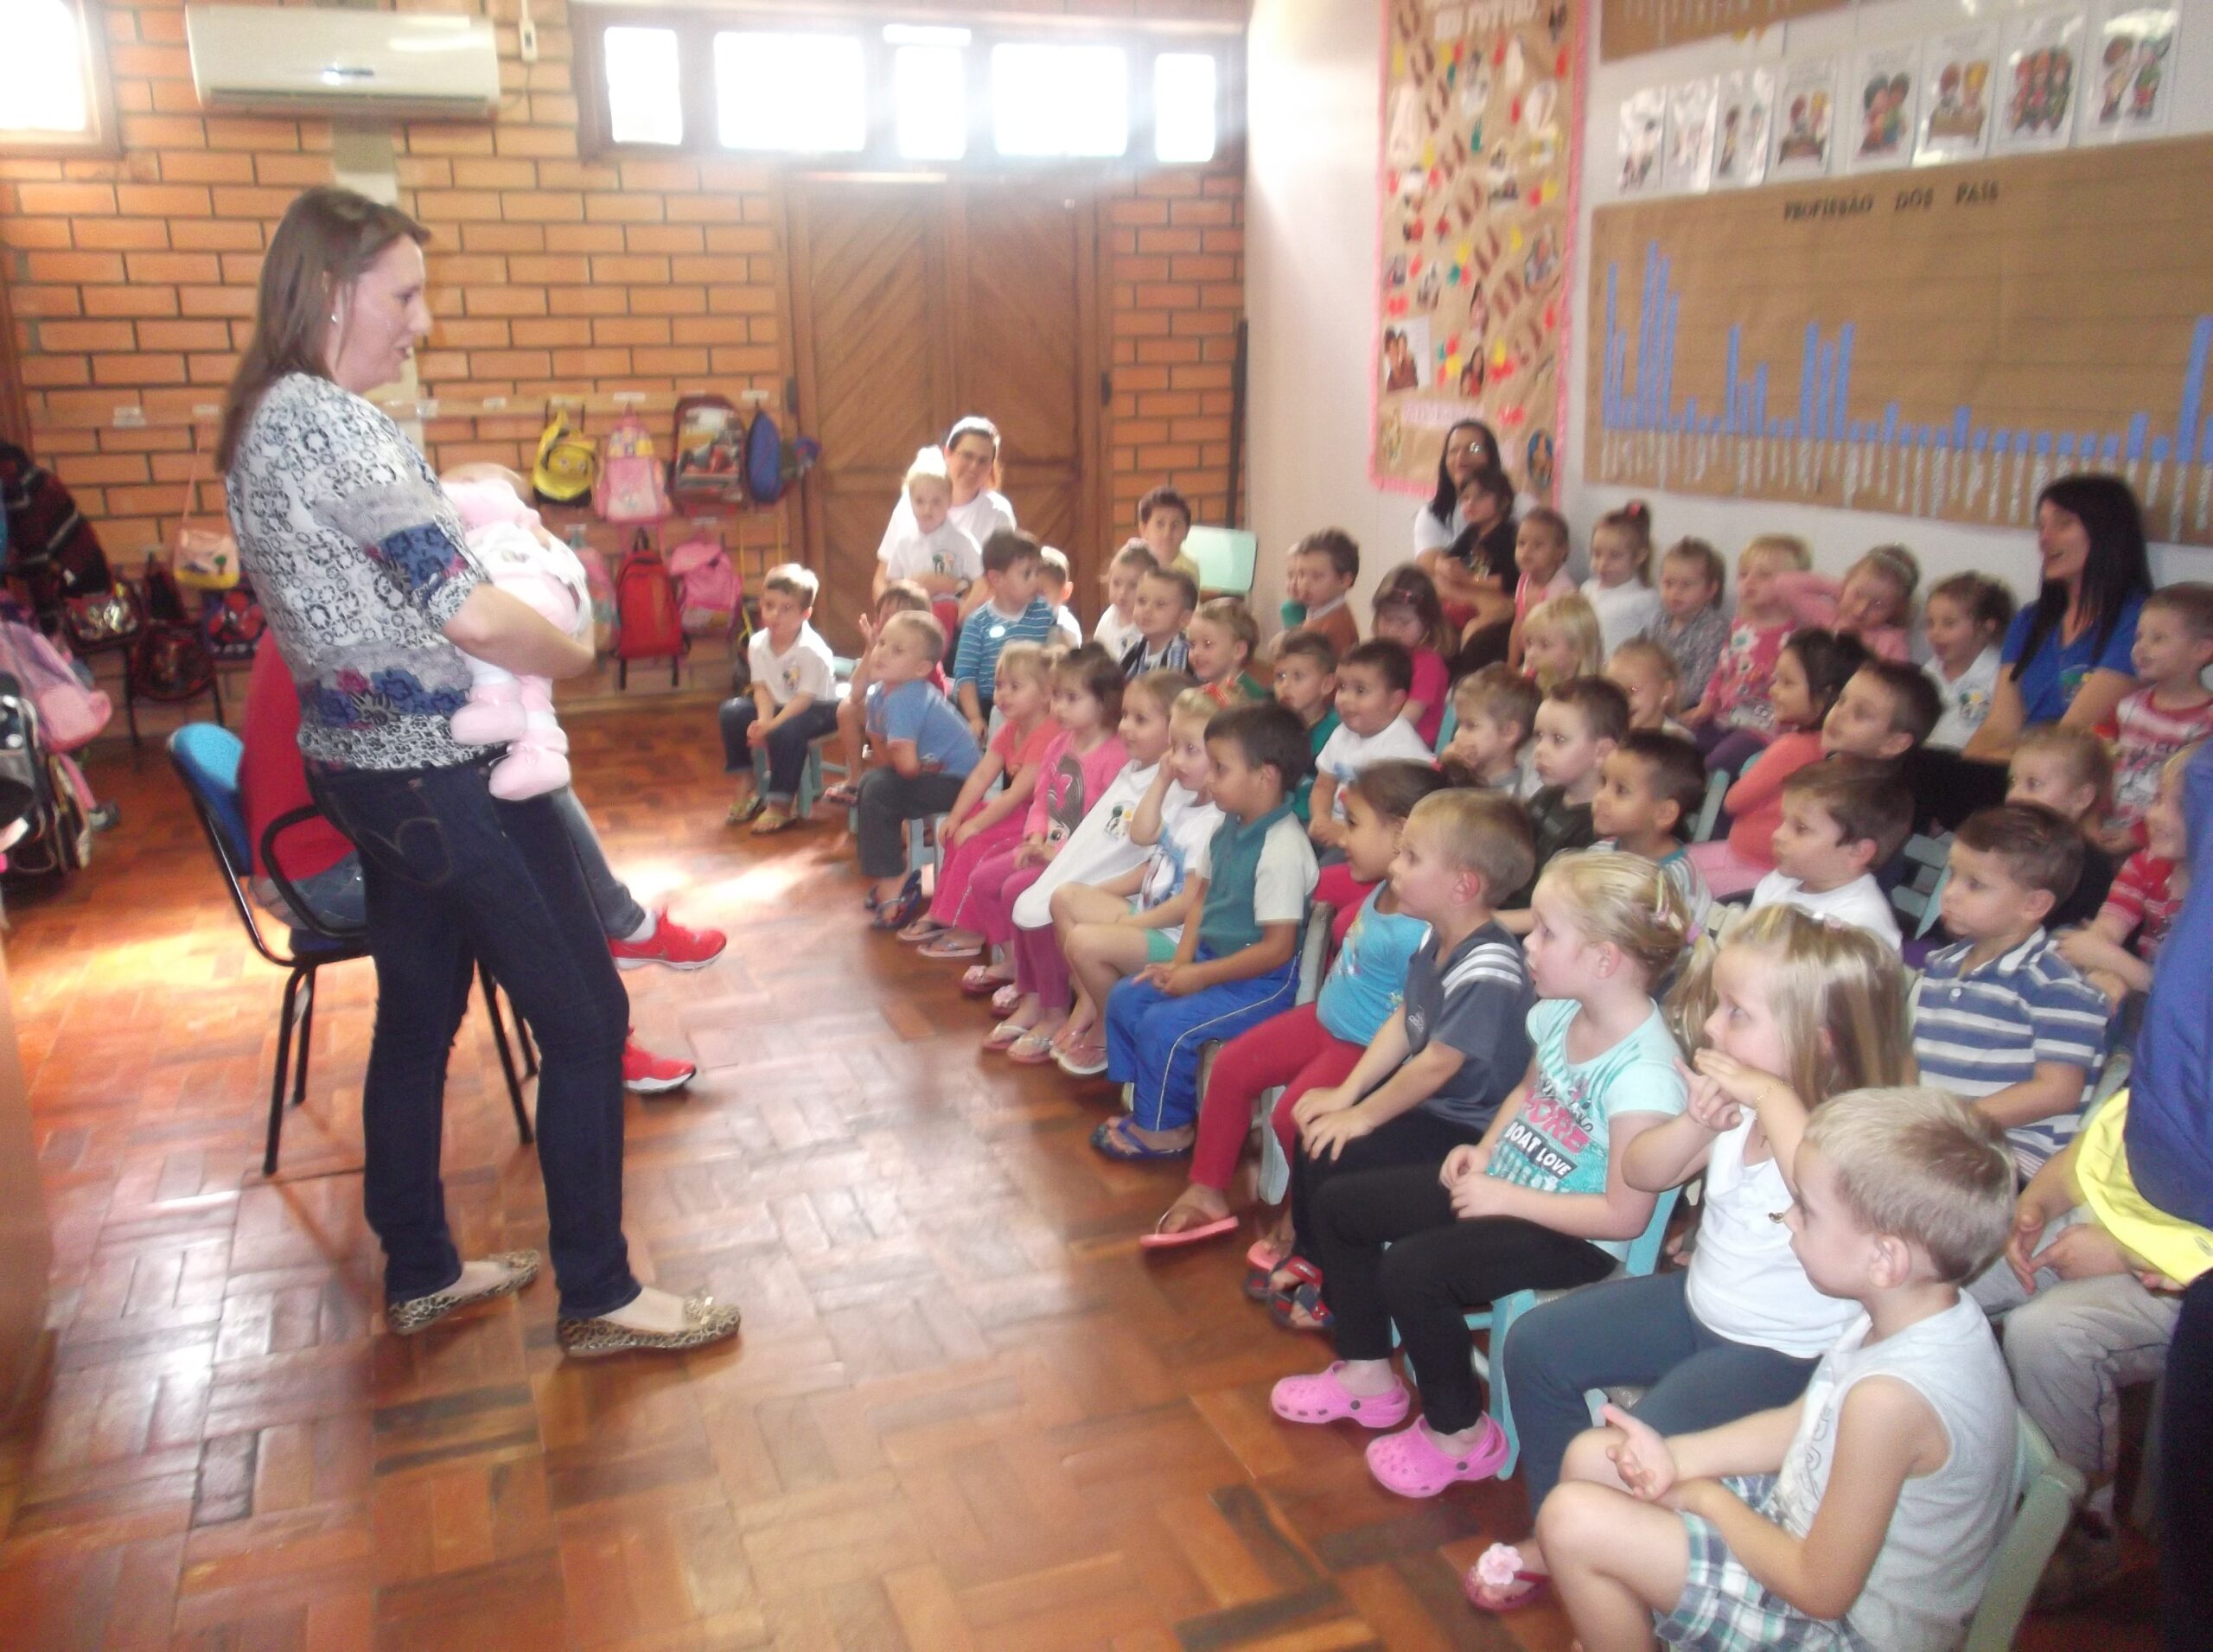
[170,448,242,592]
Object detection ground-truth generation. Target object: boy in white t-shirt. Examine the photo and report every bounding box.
[873,446,985,628]
[1540,1086,2019,1652]
[1748,758,1912,946]
[1309,640,1435,850]
[1094,538,1157,661]
[721,564,839,834]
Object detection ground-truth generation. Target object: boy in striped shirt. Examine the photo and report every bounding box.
[1913,803,2111,1179]
[952,530,1059,739]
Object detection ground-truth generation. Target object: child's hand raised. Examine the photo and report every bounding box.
[1692,1049,1786,1114]
[1679,1059,1743,1132]
[1599,1404,1678,1503]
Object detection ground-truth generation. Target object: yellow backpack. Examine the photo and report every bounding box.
[532,407,597,506]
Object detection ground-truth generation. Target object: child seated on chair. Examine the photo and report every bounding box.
[1052,689,1223,1076]
[1039,544,1084,647]
[1474,907,1912,1612]
[1914,802,2111,1183]
[1093,702,1318,1160]
[1148,760,1450,1252]
[2057,746,2193,1011]
[1308,641,1436,852]
[824,580,936,810]
[1279,528,1361,660]
[1271,631,1340,823]
[1263,788,1534,1298]
[1189,596,1266,706]
[953,530,1057,740]
[1744,758,1915,947]
[1119,564,1198,679]
[857,611,984,928]
[1443,665,1540,797]
[2005,723,2120,929]
[1591,731,1713,939]
[1539,1086,2018,1652]
[1607,639,1689,740]
[1267,852,1690,1501]
[1369,567,1454,747]
[2102,581,2213,851]
[1638,536,1730,716]
[1094,539,1157,661]
[1499,677,1630,921]
[873,444,984,640]
[1139,482,1199,582]
[720,563,839,833]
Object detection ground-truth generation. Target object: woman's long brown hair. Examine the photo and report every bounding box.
[217,188,430,470]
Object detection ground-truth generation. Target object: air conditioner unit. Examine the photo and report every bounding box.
[186,7,501,121]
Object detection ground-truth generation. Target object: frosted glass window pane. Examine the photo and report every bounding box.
[603,28,682,147]
[1154,53,1216,163]
[0,0,88,133]
[715,33,866,153]
[894,43,966,160]
[992,43,1127,157]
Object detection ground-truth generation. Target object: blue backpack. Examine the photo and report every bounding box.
[743,409,782,505]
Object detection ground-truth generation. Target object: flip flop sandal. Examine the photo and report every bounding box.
[1243,1240,1293,1301]
[749,808,794,836]
[1089,1118,1193,1162]
[960,965,1014,997]
[1006,1029,1061,1064]
[984,1017,1033,1052]
[869,874,924,932]
[1138,1210,1240,1250]
[1463,1545,1551,1613]
[822,782,859,807]
[896,916,947,944]
[726,794,766,826]
[1268,1278,1333,1333]
[918,933,984,960]
[990,984,1024,1017]
[1363,1415,1509,1498]
[1269,1362,1413,1427]
[1054,1039,1109,1077]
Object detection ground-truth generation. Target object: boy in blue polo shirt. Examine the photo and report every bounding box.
[1095,701,1319,1160]
[1913,802,2110,1179]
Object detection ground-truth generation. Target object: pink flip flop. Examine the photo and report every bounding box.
[1006,1029,1059,1064]
[1138,1212,1239,1250]
[1363,1415,1508,1497]
[1463,1543,1551,1613]
[959,965,1012,997]
[984,1017,1030,1052]
[1270,1363,1412,1429]
[990,983,1024,1017]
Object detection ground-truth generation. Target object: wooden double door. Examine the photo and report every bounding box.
[788,176,1103,654]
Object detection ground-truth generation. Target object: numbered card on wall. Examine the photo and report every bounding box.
[1917,26,1999,163]
[1770,59,1839,182]
[1713,67,1775,188]
[2079,3,2179,142]
[1997,10,2087,152]
[1619,86,1666,193]
[1848,42,1922,171]
[1663,78,1719,193]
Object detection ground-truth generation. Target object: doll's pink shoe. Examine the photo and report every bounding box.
[1269,1363,1411,1429]
[1362,1414,1508,1497]
[451,680,528,744]
[488,736,571,801]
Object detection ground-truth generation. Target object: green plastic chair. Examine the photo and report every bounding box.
[1961,1413,2086,1651]
[1185,526,1258,599]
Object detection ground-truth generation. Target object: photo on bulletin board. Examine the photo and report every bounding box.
[1770,59,1839,181]
[1917,26,1999,163]
[1997,10,2085,151]
[1620,86,1667,191]
[1381,316,1433,392]
[1713,67,1776,187]
[2081,3,2179,141]
[1849,42,1922,171]
[1664,78,1719,193]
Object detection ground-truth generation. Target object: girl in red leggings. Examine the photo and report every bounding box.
[1144,760,1448,1256]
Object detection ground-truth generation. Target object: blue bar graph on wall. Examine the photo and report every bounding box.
[1598,241,2213,486]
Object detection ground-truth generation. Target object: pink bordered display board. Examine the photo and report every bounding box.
[1372,0,1585,501]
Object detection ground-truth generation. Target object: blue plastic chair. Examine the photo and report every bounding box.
[169,724,536,1176]
[1433,703,1457,756]
[751,742,824,820]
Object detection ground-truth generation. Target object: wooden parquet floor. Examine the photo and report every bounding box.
[0,708,2162,1650]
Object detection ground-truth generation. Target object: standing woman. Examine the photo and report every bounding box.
[220,188,738,1356]
[1964,474,2152,760]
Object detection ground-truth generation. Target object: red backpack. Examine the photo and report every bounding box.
[614,530,685,686]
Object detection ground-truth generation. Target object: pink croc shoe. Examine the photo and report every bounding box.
[1269,1363,1411,1429]
[1362,1414,1508,1497]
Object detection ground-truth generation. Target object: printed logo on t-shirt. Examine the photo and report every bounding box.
[779,662,805,696]
[1494,1067,1597,1190]
[1102,802,1132,841]
[1041,752,1091,845]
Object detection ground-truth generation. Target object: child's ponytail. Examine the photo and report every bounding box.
[1533,851,1692,990]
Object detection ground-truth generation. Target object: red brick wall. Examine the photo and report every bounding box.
[0,0,1247,571]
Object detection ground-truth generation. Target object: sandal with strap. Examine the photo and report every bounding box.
[1463,1544,1551,1613]
[990,983,1024,1017]
[919,933,984,960]
[1006,1029,1060,1064]
[1363,1415,1509,1498]
[960,964,1013,997]
[869,873,925,932]
[1089,1117,1193,1161]
[822,781,859,808]
[1243,1239,1293,1302]
[984,1017,1032,1052]
[1269,1362,1412,1428]
[1269,1275,1332,1333]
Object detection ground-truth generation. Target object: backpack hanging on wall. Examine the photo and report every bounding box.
[533,408,598,506]
[665,533,740,638]
[200,583,266,664]
[669,395,750,509]
[595,415,673,526]
[743,410,785,505]
[614,530,685,686]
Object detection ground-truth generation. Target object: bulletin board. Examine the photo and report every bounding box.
[1602,0,1849,63]
[1373,0,1585,501]
[1582,134,2213,545]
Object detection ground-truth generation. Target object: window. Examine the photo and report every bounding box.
[714,32,865,153]
[891,36,967,161]
[1153,53,1217,163]
[992,43,1127,158]
[0,0,114,154]
[602,27,683,147]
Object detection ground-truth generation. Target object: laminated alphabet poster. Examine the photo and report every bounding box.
[1374,0,1584,500]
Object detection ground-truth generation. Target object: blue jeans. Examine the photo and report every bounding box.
[309,759,638,1319]
[719,696,839,800]
[1106,952,1301,1132]
[1500,1266,1820,1509]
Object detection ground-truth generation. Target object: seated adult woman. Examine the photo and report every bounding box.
[1411,417,1503,555]
[220,187,739,1355]
[871,413,1017,609]
[1909,474,2152,827]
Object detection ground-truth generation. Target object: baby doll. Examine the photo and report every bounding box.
[441,466,590,800]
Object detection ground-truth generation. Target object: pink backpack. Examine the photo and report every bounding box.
[665,534,741,637]
[593,415,672,526]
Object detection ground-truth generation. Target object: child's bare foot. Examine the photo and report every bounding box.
[1157,1185,1231,1234]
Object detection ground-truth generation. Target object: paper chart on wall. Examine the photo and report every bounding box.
[1664,78,1719,193]
[1917,27,1999,163]
[2080,3,2178,141]
[1770,59,1838,181]
[1849,42,1922,172]
[1372,0,1582,499]
[1712,67,1775,188]
[1997,10,2086,152]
